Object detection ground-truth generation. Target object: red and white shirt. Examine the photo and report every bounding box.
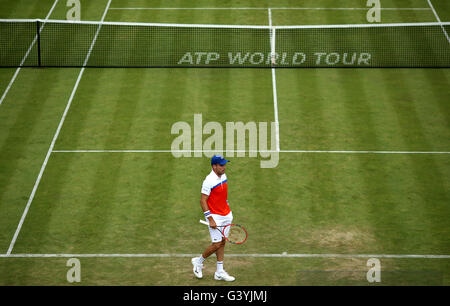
[201,170,230,216]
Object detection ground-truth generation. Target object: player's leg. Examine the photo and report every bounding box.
[202,241,223,258]
[214,241,235,282]
[215,238,225,262]
[214,212,235,282]
[192,222,223,279]
[192,241,223,279]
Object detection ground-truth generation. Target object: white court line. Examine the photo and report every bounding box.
[427,0,450,44]
[5,0,112,256]
[1,253,449,259]
[280,150,450,154]
[0,0,59,106]
[51,150,450,154]
[108,7,432,11]
[268,9,280,152]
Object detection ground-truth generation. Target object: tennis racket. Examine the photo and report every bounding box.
[199,220,247,245]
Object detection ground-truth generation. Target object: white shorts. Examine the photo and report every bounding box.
[206,212,233,243]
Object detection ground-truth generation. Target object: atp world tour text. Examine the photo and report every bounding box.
[178,52,372,66]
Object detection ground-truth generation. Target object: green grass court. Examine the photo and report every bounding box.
[0,0,449,285]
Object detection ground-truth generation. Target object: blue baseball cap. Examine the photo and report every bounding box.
[211,155,230,166]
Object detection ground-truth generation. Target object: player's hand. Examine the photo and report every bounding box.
[208,218,217,229]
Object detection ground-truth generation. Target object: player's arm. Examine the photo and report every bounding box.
[200,193,217,229]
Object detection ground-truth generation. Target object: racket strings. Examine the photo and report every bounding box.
[226,225,247,244]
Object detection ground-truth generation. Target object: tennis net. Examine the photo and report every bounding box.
[1,19,449,68]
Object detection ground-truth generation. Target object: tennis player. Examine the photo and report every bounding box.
[191,155,235,282]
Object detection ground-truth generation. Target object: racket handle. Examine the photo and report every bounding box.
[199,220,209,226]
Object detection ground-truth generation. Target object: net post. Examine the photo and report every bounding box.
[36,20,41,67]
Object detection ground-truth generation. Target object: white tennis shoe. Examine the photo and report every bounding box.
[191,257,203,279]
[214,270,235,282]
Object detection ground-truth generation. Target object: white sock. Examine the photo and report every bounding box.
[198,256,206,264]
[216,261,224,273]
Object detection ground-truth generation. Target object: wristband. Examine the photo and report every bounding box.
[204,210,211,218]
